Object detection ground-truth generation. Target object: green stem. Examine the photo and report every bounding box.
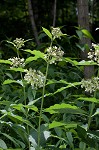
[37,39,53,148]
[38,62,49,148]
[87,90,96,130]
[20,72,30,149]
[87,102,94,130]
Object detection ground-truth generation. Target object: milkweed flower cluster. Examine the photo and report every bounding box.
[51,27,63,40]
[45,46,64,64]
[88,43,99,65]
[24,68,45,89]
[81,77,99,93]
[13,38,25,49]
[8,57,25,68]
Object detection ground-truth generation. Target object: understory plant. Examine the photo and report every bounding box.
[0,27,99,150]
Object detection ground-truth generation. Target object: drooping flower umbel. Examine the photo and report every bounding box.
[88,43,99,65]
[13,38,25,49]
[81,43,99,93]
[45,46,64,64]
[24,68,46,89]
[51,27,63,40]
[8,57,25,68]
[81,77,99,93]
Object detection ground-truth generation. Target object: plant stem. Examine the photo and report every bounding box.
[38,62,49,147]
[87,102,94,130]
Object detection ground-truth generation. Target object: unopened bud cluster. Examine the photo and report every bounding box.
[81,77,99,93]
[24,68,45,89]
[88,43,99,65]
[8,57,25,68]
[51,27,63,40]
[13,38,25,49]
[45,46,64,64]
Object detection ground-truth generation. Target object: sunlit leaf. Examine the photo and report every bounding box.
[44,103,86,115]
[25,50,46,64]
[9,67,25,72]
[42,27,52,39]
[3,79,17,85]
[0,59,11,64]
[78,97,99,103]
[81,29,95,42]
[3,79,23,86]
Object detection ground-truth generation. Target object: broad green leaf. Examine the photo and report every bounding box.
[64,58,97,66]
[44,103,86,115]
[3,79,23,86]
[49,121,77,129]
[46,79,68,85]
[78,60,97,66]
[0,59,11,64]
[0,139,7,149]
[49,121,66,129]
[42,27,52,39]
[3,79,17,85]
[25,49,45,58]
[25,50,46,63]
[78,97,99,103]
[9,67,25,72]
[64,57,78,66]
[81,29,95,42]
[24,105,38,112]
[11,103,38,112]
[25,56,39,64]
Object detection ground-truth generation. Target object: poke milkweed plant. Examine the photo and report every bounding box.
[0,27,99,149]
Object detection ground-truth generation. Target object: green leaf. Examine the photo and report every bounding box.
[78,97,99,103]
[24,105,38,112]
[25,50,45,64]
[44,103,86,115]
[42,27,52,39]
[0,59,11,64]
[3,79,23,86]
[81,29,95,42]
[78,60,96,66]
[0,139,7,149]
[9,67,25,72]
[11,103,38,112]
[49,121,66,129]
[49,121,77,129]
[3,79,17,85]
